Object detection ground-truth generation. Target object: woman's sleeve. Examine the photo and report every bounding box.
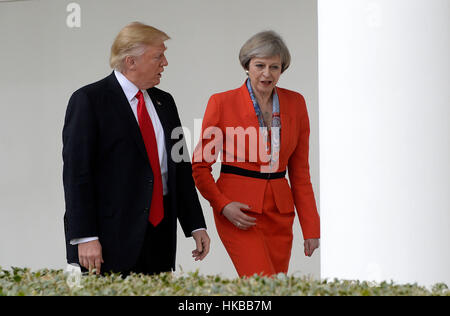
[192,95,232,214]
[287,94,320,239]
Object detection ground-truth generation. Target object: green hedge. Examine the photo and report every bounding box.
[0,267,448,296]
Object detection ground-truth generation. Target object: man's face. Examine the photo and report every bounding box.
[132,42,168,90]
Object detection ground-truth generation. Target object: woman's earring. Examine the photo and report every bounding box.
[245,70,249,76]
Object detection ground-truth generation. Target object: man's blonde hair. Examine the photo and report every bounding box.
[110,22,170,72]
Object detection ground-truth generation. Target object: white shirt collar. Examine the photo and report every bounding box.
[114,69,141,102]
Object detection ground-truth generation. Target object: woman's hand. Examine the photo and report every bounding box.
[222,202,256,230]
[304,238,320,257]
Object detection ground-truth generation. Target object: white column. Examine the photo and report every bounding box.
[318,0,450,286]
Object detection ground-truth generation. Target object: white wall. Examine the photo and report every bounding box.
[319,0,450,286]
[0,0,320,279]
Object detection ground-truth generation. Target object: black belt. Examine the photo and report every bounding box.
[220,164,286,180]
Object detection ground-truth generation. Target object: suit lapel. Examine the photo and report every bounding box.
[146,88,173,155]
[277,89,292,166]
[105,72,149,163]
[147,88,178,197]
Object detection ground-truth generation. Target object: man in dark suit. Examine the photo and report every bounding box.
[62,22,210,275]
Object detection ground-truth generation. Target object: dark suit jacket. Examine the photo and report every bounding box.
[62,72,206,273]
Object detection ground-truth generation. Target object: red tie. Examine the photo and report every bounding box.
[136,90,164,227]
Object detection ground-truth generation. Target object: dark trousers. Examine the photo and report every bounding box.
[80,196,174,277]
[127,195,174,276]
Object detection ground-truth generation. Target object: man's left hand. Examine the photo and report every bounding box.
[192,230,210,261]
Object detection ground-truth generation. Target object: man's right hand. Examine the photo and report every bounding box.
[78,239,104,275]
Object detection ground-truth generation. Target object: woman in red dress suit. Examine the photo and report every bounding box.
[192,31,320,277]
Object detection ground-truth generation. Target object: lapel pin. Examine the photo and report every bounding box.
[156,100,162,106]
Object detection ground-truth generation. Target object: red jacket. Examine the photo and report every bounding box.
[192,82,320,240]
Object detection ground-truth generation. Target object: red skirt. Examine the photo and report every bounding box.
[213,181,295,277]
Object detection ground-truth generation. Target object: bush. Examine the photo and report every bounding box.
[0,267,448,296]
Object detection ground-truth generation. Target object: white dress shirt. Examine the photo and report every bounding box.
[70,71,204,246]
[114,70,169,194]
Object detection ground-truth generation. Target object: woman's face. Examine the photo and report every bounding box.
[247,55,282,97]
